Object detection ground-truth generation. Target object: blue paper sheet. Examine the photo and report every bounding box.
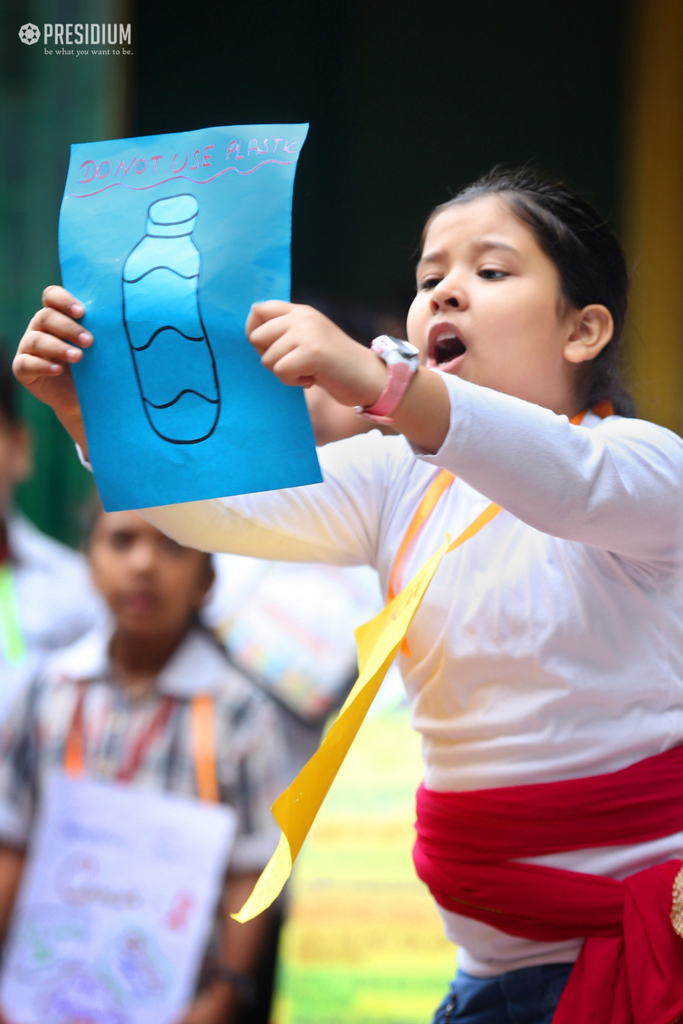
[59,123,321,511]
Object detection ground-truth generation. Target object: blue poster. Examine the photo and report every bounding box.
[59,123,321,511]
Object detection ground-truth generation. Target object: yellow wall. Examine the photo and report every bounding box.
[623,0,683,431]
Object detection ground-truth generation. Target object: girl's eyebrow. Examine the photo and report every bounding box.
[417,239,521,270]
[416,250,445,269]
[472,239,520,256]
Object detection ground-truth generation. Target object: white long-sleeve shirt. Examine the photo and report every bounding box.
[142,372,683,976]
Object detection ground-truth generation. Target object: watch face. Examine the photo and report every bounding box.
[388,337,420,359]
[376,335,420,359]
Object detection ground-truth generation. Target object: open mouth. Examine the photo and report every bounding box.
[428,329,467,371]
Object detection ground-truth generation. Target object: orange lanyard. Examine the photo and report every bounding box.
[64,688,219,803]
[190,695,220,803]
[387,469,455,603]
[388,404,612,656]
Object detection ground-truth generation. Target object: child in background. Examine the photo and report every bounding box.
[0,348,99,714]
[13,167,683,1022]
[0,508,288,1024]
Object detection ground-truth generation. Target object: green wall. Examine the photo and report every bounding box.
[0,0,129,544]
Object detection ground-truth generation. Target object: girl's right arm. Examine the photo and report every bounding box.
[141,425,394,567]
[13,285,92,454]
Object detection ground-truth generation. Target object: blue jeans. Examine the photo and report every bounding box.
[432,964,574,1024]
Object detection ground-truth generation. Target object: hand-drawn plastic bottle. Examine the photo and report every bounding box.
[122,193,220,444]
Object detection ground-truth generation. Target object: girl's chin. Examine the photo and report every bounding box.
[427,353,467,375]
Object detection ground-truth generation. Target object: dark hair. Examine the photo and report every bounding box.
[424,168,635,417]
[0,345,20,425]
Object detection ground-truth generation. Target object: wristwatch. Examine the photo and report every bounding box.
[356,335,421,424]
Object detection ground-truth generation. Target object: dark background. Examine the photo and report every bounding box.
[132,0,627,316]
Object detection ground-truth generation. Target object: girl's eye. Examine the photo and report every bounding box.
[419,277,441,291]
[160,536,186,558]
[479,269,508,280]
[109,531,134,551]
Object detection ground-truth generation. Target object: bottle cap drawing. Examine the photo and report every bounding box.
[146,194,199,238]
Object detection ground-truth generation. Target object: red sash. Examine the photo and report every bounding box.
[413,746,683,1024]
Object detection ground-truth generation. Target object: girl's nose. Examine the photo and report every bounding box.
[130,541,157,573]
[429,275,466,313]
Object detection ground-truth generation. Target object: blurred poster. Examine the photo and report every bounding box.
[59,123,320,511]
[0,773,236,1024]
[207,556,384,722]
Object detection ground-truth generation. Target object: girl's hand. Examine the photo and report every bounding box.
[13,286,90,450]
[246,301,387,409]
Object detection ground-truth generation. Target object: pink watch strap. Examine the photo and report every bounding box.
[360,360,415,423]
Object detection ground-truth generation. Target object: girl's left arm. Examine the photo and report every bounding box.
[414,371,683,567]
[247,302,683,567]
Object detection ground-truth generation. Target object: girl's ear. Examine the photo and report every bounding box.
[563,305,614,364]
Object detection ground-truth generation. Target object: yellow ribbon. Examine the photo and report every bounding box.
[233,501,502,922]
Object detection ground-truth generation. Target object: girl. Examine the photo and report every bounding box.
[14,168,683,1024]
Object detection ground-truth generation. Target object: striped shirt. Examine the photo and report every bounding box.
[0,624,288,872]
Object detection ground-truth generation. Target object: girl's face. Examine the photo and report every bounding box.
[406,195,599,412]
[89,511,212,640]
